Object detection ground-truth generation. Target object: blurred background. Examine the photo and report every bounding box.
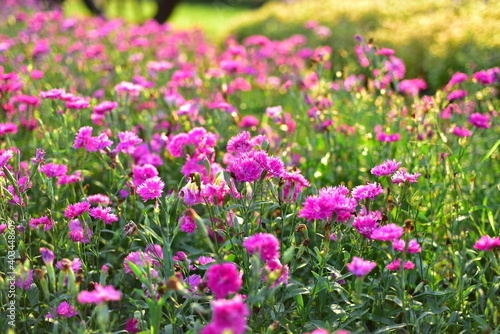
[16,0,500,90]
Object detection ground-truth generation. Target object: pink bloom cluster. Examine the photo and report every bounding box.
[206,262,242,299]
[201,295,249,334]
[78,284,121,304]
[347,256,377,278]
[473,235,500,251]
[299,186,357,222]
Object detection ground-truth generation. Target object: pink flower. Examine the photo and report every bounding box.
[351,182,384,201]
[116,131,142,154]
[391,168,420,184]
[93,101,118,114]
[47,301,78,318]
[16,267,33,290]
[243,233,280,262]
[30,216,54,231]
[132,164,159,187]
[40,163,67,178]
[376,132,401,142]
[473,70,495,85]
[468,113,490,129]
[68,219,92,243]
[353,210,381,239]
[89,206,118,224]
[447,90,467,101]
[227,153,263,183]
[393,239,422,253]
[201,295,248,334]
[446,72,468,87]
[137,176,165,201]
[238,115,259,128]
[78,284,121,304]
[73,127,113,151]
[386,259,415,271]
[371,160,401,177]
[370,223,404,241]
[124,251,156,275]
[473,235,500,251]
[227,131,254,154]
[179,209,197,233]
[347,257,376,278]
[452,126,472,137]
[298,186,357,222]
[64,202,91,218]
[73,126,93,149]
[40,247,55,265]
[199,256,216,265]
[125,318,141,333]
[0,150,13,168]
[57,171,83,185]
[87,194,111,205]
[206,263,242,299]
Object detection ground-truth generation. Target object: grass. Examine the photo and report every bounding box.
[63,0,251,42]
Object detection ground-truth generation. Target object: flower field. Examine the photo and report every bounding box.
[0,4,499,334]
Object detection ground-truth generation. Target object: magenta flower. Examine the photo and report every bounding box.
[371,224,404,241]
[29,216,54,231]
[353,210,381,239]
[125,318,141,333]
[347,257,377,278]
[74,126,113,151]
[393,239,422,253]
[73,126,94,150]
[299,186,357,222]
[376,132,401,142]
[447,90,467,101]
[351,182,384,201]
[386,259,415,271]
[473,70,495,85]
[0,150,13,168]
[39,247,55,265]
[473,235,500,251]
[93,101,118,114]
[137,176,165,201]
[16,267,33,290]
[452,126,472,137]
[179,209,197,233]
[78,284,121,304]
[227,154,263,183]
[391,168,420,184]
[227,131,254,154]
[243,233,280,262]
[468,113,490,129]
[39,163,67,178]
[371,160,401,177]
[89,206,118,224]
[64,202,91,218]
[124,251,156,276]
[68,219,92,243]
[132,164,159,187]
[57,171,83,185]
[56,258,82,272]
[446,72,468,87]
[206,262,242,299]
[238,115,259,128]
[47,301,78,319]
[87,194,111,205]
[199,256,216,265]
[201,295,249,334]
[116,131,142,154]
